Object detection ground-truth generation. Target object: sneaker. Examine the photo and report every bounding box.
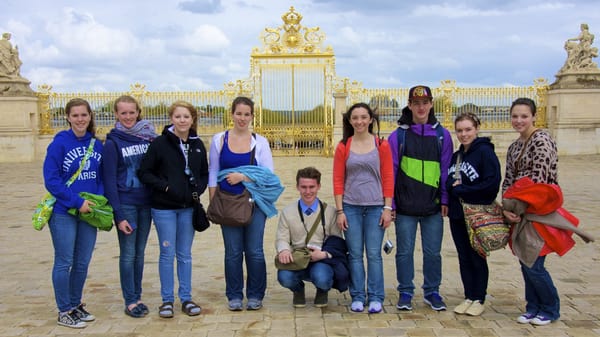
[516,312,537,324]
[350,301,364,312]
[424,292,447,311]
[531,315,553,326]
[57,311,86,329]
[293,289,306,308]
[73,303,95,322]
[465,300,485,316]
[247,298,263,310]
[228,299,243,311]
[396,292,413,310]
[368,301,382,314]
[314,289,328,308]
[453,299,473,314]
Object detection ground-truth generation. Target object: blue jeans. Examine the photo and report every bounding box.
[152,207,195,303]
[48,212,98,312]
[117,204,152,306]
[343,203,385,303]
[521,256,560,320]
[449,217,488,302]
[277,262,334,292]
[395,212,443,296]
[220,209,267,301]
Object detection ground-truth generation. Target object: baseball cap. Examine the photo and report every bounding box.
[408,85,433,101]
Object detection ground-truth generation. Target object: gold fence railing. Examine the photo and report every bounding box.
[36,83,234,139]
[37,79,550,156]
[345,79,549,132]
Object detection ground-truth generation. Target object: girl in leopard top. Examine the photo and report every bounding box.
[502,97,559,326]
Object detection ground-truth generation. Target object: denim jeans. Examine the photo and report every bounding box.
[449,217,488,302]
[277,262,334,292]
[343,203,385,304]
[220,208,267,301]
[117,204,152,306]
[521,256,560,320]
[394,212,443,296]
[48,212,98,312]
[152,207,195,303]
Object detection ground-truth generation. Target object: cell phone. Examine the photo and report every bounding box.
[129,222,137,231]
[306,243,321,250]
[383,240,394,254]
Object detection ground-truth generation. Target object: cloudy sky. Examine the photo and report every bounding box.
[2,0,599,93]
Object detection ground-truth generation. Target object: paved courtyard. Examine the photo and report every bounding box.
[0,155,599,337]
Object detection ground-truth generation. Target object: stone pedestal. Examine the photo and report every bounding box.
[0,95,39,162]
[550,70,600,90]
[0,77,36,97]
[333,92,347,147]
[547,86,600,155]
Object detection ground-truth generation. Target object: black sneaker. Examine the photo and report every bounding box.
[314,289,328,308]
[396,292,413,310]
[57,311,86,329]
[73,303,95,322]
[293,288,306,308]
[424,292,447,311]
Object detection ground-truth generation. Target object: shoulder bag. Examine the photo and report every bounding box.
[32,138,96,231]
[192,192,210,232]
[454,153,509,257]
[207,131,256,226]
[274,201,326,271]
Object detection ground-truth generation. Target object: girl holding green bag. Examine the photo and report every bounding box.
[43,98,104,329]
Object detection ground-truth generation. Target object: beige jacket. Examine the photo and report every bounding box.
[275,200,342,253]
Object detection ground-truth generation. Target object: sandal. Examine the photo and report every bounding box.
[158,302,174,318]
[182,300,202,316]
[137,302,149,315]
[124,305,145,318]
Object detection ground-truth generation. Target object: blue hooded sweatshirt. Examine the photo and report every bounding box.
[103,129,152,223]
[43,129,104,215]
[446,136,501,219]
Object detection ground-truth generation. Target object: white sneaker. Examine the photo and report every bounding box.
[465,300,485,316]
[531,315,553,326]
[453,299,473,314]
[517,312,536,324]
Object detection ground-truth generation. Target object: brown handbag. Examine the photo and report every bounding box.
[207,131,256,226]
[207,187,254,226]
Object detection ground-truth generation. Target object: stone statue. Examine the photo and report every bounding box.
[0,32,23,78]
[560,23,598,72]
[0,32,34,96]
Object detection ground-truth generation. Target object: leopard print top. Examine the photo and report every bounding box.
[502,129,558,193]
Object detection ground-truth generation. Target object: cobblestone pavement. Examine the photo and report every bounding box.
[1,155,599,337]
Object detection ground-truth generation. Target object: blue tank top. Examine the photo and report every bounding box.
[218,131,255,194]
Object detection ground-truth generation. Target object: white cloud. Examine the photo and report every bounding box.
[2,0,599,92]
[44,7,137,59]
[24,67,67,89]
[178,25,230,54]
[412,4,504,18]
[339,26,361,45]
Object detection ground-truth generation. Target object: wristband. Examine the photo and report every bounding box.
[383,206,393,211]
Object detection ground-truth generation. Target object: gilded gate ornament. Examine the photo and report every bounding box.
[253,6,333,55]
